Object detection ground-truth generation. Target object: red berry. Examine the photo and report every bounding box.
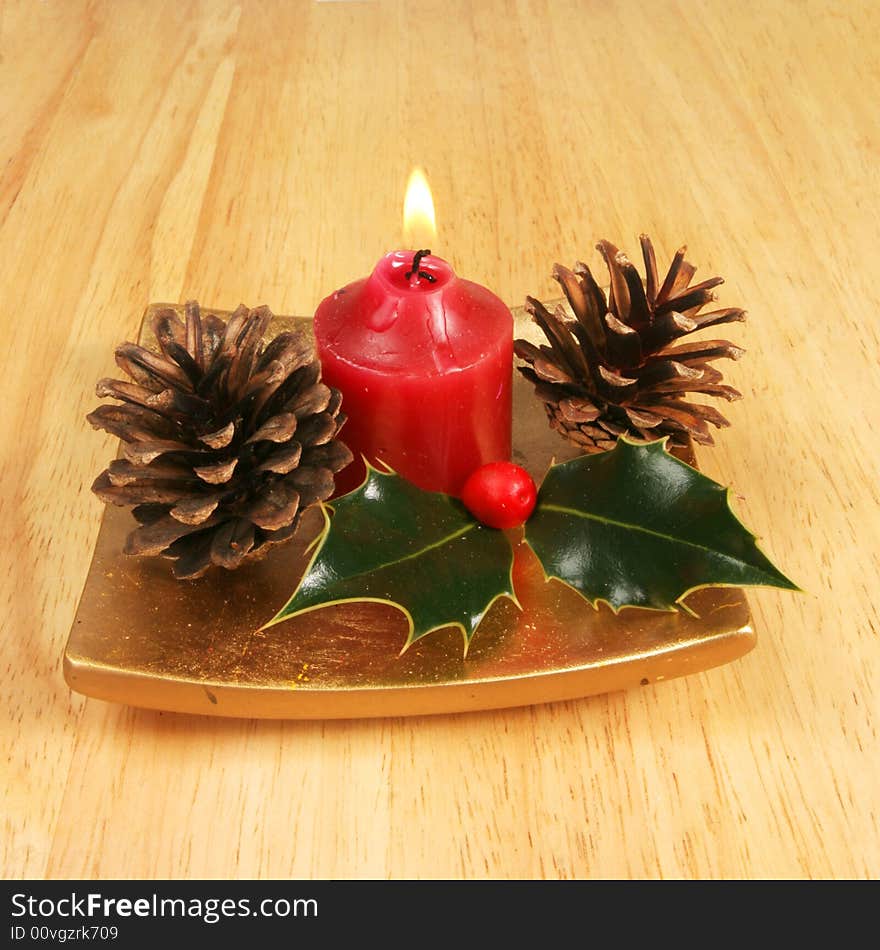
[461,462,537,529]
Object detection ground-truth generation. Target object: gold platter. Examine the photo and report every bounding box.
[63,305,754,719]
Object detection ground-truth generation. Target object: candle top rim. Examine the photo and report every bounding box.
[314,250,513,375]
[374,250,454,294]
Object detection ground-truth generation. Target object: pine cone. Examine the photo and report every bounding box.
[88,301,353,579]
[515,236,745,452]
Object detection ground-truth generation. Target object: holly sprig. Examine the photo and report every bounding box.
[265,439,798,650]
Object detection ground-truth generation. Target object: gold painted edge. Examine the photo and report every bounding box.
[64,622,754,719]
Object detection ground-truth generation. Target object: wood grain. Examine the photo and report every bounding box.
[1,0,877,879]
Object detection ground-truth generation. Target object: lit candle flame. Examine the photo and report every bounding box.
[402,167,437,247]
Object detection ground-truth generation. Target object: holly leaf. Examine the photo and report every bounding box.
[525,438,799,612]
[264,465,516,649]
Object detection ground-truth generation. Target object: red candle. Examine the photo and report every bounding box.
[314,250,513,496]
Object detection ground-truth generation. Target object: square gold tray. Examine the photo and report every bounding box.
[64,305,754,719]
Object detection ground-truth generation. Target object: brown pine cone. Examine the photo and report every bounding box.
[88,301,352,579]
[516,236,745,452]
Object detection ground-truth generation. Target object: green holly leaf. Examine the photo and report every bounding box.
[264,465,516,649]
[525,438,799,612]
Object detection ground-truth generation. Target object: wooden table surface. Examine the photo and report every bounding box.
[2,0,878,880]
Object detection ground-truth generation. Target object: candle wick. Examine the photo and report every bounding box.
[406,249,436,284]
